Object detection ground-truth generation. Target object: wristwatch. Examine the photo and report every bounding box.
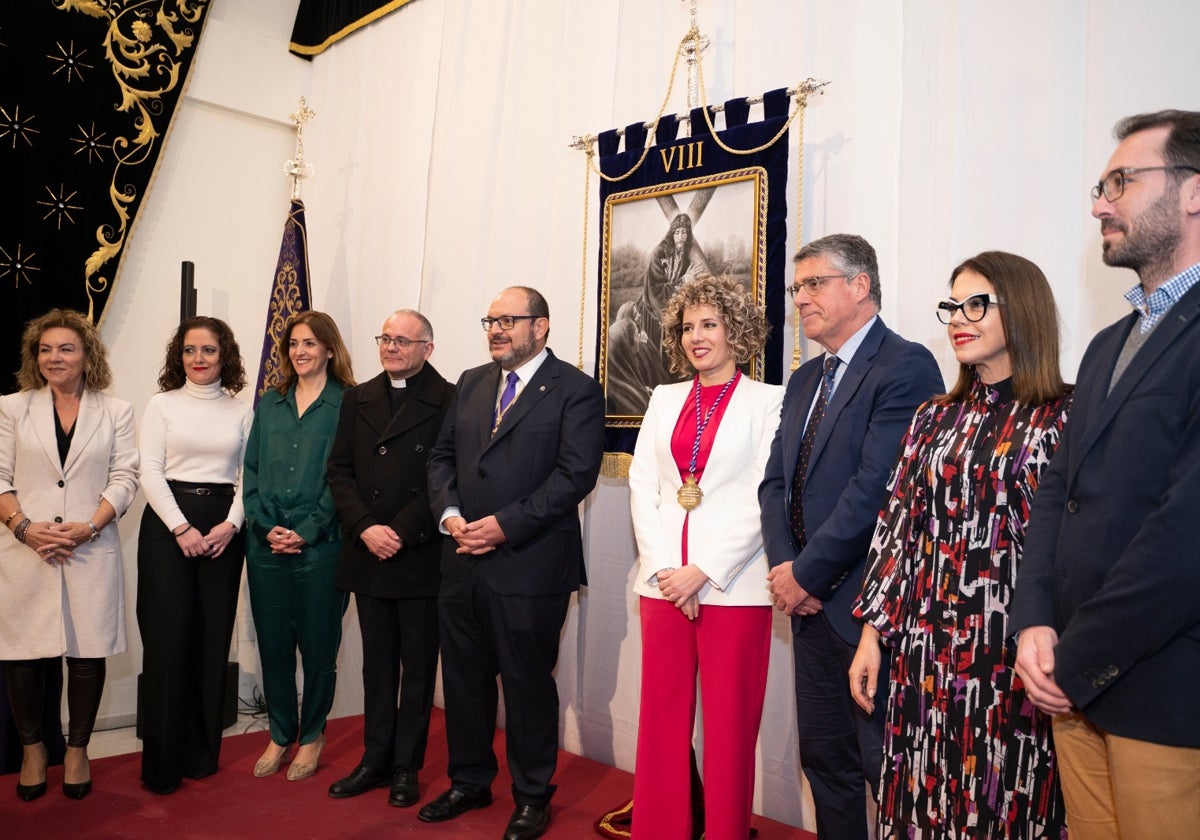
[87,521,102,542]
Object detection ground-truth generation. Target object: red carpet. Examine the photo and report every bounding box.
[2,709,815,838]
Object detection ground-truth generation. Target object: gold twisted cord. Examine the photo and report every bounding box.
[695,26,814,369]
[692,24,808,157]
[575,25,696,374]
[586,27,696,184]
[577,149,593,370]
[792,94,808,371]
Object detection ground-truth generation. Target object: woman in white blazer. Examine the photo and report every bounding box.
[0,309,139,801]
[628,276,782,840]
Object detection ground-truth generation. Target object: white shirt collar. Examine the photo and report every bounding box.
[503,346,549,388]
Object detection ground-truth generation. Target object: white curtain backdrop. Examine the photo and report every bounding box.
[94,0,1200,830]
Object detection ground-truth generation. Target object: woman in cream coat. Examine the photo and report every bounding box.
[0,309,139,801]
[628,276,782,840]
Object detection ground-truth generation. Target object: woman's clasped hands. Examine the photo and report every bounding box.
[656,565,709,620]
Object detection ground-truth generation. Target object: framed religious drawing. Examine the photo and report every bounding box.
[599,167,767,426]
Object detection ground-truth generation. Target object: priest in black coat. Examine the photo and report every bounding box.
[325,309,454,808]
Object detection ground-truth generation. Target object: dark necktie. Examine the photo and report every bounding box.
[789,355,840,547]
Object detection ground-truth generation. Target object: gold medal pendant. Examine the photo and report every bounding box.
[677,474,703,511]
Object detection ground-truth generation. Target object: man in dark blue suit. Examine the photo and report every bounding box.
[420,286,605,840]
[1012,110,1200,838]
[760,234,942,839]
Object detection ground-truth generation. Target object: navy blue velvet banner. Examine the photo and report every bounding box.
[595,89,791,457]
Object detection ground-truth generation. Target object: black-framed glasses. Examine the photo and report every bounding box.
[375,335,429,348]
[480,315,539,331]
[936,294,1001,324]
[787,274,847,296]
[1091,166,1200,202]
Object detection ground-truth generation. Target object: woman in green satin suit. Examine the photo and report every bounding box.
[243,311,355,781]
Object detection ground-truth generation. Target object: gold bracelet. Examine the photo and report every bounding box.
[4,510,23,528]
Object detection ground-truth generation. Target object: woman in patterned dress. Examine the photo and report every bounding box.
[848,251,1071,838]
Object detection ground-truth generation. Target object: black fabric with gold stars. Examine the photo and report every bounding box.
[0,1,211,393]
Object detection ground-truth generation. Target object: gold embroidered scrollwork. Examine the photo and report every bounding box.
[54,0,209,318]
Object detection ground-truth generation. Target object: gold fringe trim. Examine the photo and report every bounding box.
[601,452,633,479]
[594,797,634,838]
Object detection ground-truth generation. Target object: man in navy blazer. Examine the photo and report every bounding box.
[1012,110,1200,838]
[759,234,942,839]
[420,286,605,840]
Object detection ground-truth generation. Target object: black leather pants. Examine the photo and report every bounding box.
[4,657,106,748]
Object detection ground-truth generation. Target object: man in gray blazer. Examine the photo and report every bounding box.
[420,286,605,840]
[1012,110,1200,838]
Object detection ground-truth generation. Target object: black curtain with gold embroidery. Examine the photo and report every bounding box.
[0,1,211,394]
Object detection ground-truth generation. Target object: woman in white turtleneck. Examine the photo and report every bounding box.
[136,316,253,795]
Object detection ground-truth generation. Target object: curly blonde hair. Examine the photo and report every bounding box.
[661,276,769,376]
[17,309,112,392]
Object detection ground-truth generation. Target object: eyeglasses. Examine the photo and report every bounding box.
[936,294,1001,324]
[375,335,428,348]
[480,315,539,331]
[1090,166,1200,202]
[787,274,847,296]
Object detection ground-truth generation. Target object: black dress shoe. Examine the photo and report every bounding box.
[16,780,47,802]
[504,804,551,840]
[62,779,92,800]
[388,768,419,808]
[328,764,391,798]
[417,786,493,822]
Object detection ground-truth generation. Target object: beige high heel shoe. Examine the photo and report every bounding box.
[286,733,325,781]
[253,742,292,778]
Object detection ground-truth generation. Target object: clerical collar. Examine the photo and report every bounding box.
[388,363,427,389]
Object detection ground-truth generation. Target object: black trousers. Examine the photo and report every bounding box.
[354,593,439,772]
[438,567,570,808]
[137,491,244,792]
[792,611,886,840]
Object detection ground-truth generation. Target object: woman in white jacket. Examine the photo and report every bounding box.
[0,309,139,801]
[628,276,782,840]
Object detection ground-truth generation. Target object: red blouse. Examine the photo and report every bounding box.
[668,373,741,565]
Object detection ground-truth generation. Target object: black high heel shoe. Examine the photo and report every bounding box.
[63,748,92,799]
[16,780,47,801]
[62,779,93,799]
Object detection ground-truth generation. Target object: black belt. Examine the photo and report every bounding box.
[168,480,235,497]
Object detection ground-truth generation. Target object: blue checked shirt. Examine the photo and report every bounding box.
[1124,262,1200,333]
